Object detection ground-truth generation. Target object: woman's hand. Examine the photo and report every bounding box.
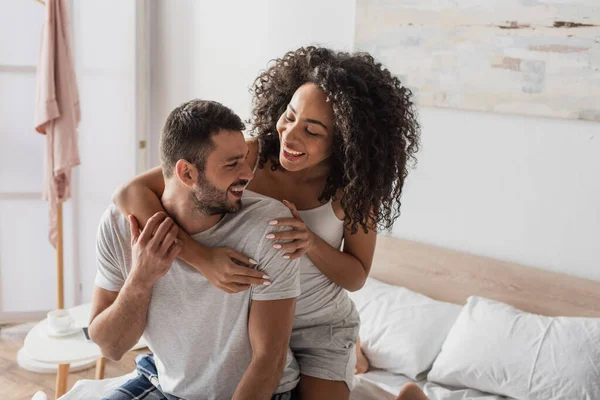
[266,200,316,260]
[200,247,272,293]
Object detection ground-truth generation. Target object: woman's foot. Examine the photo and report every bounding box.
[396,382,429,400]
[354,338,370,374]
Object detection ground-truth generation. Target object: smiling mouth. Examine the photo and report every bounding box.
[282,145,305,161]
[228,186,244,198]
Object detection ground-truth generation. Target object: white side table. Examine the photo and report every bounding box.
[22,303,147,399]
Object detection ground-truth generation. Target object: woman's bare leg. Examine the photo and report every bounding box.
[298,374,349,400]
[354,338,370,374]
[396,382,429,400]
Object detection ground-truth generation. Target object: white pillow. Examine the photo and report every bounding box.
[348,278,462,380]
[428,296,600,400]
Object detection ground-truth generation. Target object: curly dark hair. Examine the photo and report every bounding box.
[250,46,421,234]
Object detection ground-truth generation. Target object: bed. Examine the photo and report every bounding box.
[58,235,600,400]
[349,235,600,400]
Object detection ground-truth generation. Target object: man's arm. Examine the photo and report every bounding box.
[88,280,153,361]
[232,298,296,400]
[89,212,182,361]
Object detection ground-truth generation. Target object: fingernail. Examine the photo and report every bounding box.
[265,234,275,239]
[263,281,272,286]
[262,275,270,280]
[273,244,282,249]
[269,220,278,225]
[282,199,288,203]
[283,255,290,259]
[249,258,258,265]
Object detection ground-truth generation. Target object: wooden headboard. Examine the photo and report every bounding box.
[370,235,600,318]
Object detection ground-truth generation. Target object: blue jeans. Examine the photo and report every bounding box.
[101,353,297,400]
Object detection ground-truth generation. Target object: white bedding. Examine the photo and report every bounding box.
[58,371,136,400]
[58,370,512,400]
[351,370,514,400]
[351,370,419,400]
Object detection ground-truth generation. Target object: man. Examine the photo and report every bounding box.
[89,99,301,400]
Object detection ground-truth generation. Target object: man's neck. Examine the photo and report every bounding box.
[161,185,223,236]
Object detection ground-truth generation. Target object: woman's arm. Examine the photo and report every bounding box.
[112,166,269,292]
[306,221,376,292]
[113,166,196,259]
[271,200,376,292]
[112,167,166,227]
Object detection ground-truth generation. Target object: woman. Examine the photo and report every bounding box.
[114,46,420,399]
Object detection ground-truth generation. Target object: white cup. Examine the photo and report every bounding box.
[47,309,74,334]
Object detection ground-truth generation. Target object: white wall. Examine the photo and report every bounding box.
[393,107,600,281]
[72,0,139,302]
[149,0,356,165]
[149,1,600,281]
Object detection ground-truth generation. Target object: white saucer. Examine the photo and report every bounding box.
[46,325,81,338]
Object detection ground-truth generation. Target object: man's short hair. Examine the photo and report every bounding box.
[160,99,245,178]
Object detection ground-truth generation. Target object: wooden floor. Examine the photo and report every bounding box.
[0,323,149,400]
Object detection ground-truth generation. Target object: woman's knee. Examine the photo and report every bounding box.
[396,382,428,400]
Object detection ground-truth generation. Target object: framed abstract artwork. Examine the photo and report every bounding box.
[355,0,600,121]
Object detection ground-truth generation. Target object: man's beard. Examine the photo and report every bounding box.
[190,172,246,215]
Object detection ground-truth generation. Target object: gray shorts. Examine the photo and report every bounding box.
[290,301,360,390]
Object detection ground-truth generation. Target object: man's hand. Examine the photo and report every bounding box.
[201,247,271,294]
[88,211,181,361]
[128,212,183,289]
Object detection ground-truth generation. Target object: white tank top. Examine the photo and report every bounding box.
[295,201,351,321]
[251,142,352,322]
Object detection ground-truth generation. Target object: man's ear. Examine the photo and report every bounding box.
[174,159,199,188]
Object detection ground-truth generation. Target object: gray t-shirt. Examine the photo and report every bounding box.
[95,193,301,399]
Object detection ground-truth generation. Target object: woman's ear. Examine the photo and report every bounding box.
[174,159,198,188]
